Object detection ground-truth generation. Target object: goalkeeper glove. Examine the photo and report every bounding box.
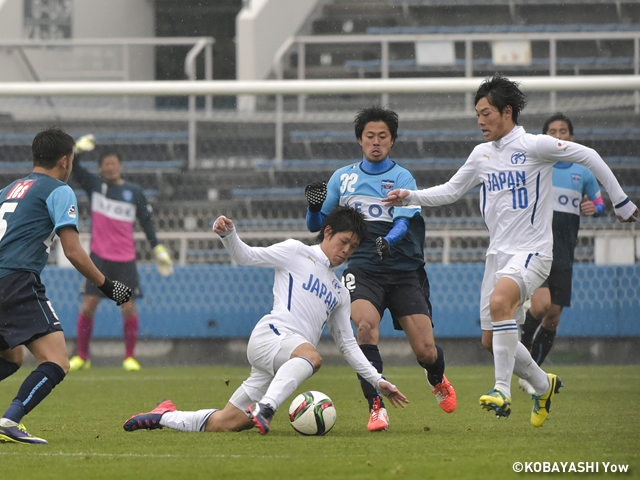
[98,277,132,306]
[375,236,390,260]
[74,134,95,154]
[154,244,174,277]
[305,181,327,213]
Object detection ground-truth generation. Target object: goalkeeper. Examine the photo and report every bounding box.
[68,135,174,372]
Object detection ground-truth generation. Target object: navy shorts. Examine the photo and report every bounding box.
[0,271,63,350]
[540,267,573,307]
[82,252,142,298]
[342,266,433,331]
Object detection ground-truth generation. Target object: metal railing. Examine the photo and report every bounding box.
[0,37,214,170]
[272,30,640,164]
[67,227,637,267]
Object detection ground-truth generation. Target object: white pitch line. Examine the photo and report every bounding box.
[0,451,299,459]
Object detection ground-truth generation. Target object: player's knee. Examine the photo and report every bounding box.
[415,344,438,365]
[356,321,378,343]
[489,295,517,320]
[306,352,322,372]
[57,358,70,374]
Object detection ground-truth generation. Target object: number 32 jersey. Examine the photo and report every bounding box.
[407,126,629,257]
[0,173,78,279]
[321,160,424,273]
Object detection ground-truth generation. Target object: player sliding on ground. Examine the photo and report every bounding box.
[383,74,638,427]
[123,206,408,435]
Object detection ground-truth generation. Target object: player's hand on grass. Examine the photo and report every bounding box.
[153,245,174,277]
[74,134,95,154]
[614,199,638,223]
[98,278,132,306]
[382,188,410,207]
[377,380,409,408]
[213,215,235,237]
[375,236,390,260]
[305,181,327,213]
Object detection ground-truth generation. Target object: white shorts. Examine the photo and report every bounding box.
[229,321,309,411]
[479,251,551,331]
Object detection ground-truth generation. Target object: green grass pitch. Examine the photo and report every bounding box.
[1,364,639,479]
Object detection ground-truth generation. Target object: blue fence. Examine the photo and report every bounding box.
[41,263,640,340]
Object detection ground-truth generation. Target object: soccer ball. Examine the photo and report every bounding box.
[288,391,336,436]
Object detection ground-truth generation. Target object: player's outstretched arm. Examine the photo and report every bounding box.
[58,227,132,305]
[614,199,638,223]
[382,188,411,207]
[153,245,174,277]
[213,215,235,236]
[377,380,409,408]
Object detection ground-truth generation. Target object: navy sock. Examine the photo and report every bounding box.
[356,344,384,410]
[3,362,66,423]
[419,344,445,386]
[520,310,541,350]
[530,326,557,366]
[0,358,20,382]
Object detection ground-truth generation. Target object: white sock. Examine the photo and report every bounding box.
[513,342,550,395]
[0,418,18,427]
[261,357,315,410]
[160,409,217,432]
[492,319,519,398]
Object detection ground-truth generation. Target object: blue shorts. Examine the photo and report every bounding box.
[342,266,433,331]
[0,271,63,350]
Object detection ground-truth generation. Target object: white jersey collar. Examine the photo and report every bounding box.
[311,244,332,269]
[492,125,525,150]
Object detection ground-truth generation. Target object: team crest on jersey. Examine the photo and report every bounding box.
[556,141,569,152]
[380,180,395,196]
[571,173,582,185]
[510,151,526,165]
[68,205,77,218]
[332,278,341,291]
[123,190,133,202]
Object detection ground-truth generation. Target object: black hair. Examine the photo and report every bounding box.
[99,151,122,166]
[474,74,527,124]
[353,104,399,142]
[31,127,75,169]
[315,206,368,244]
[542,112,574,136]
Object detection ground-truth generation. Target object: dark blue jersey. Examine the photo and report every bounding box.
[0,173,78,279]
[318,160,425,274]
[551,162,603,269]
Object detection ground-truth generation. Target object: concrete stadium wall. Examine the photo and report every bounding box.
[41,263,640,340]
[0,0,154,82]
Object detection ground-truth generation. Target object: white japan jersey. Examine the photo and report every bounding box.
[220,230,383,388]
[406,126,631,256]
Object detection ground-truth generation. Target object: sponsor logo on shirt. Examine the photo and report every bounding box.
[485,171,527,192]
[68,205,77,218]
[5,179,34,199]
[483,153,491,161]
[302,273,339,312]
[556,141,569,152]
[571,173,582,186]
[510,151,527,165]
[380,180,395,197]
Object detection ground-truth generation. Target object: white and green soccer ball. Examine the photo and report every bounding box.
[288,391,336,436]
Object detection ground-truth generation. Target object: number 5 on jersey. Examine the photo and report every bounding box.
[0,202,18,242]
